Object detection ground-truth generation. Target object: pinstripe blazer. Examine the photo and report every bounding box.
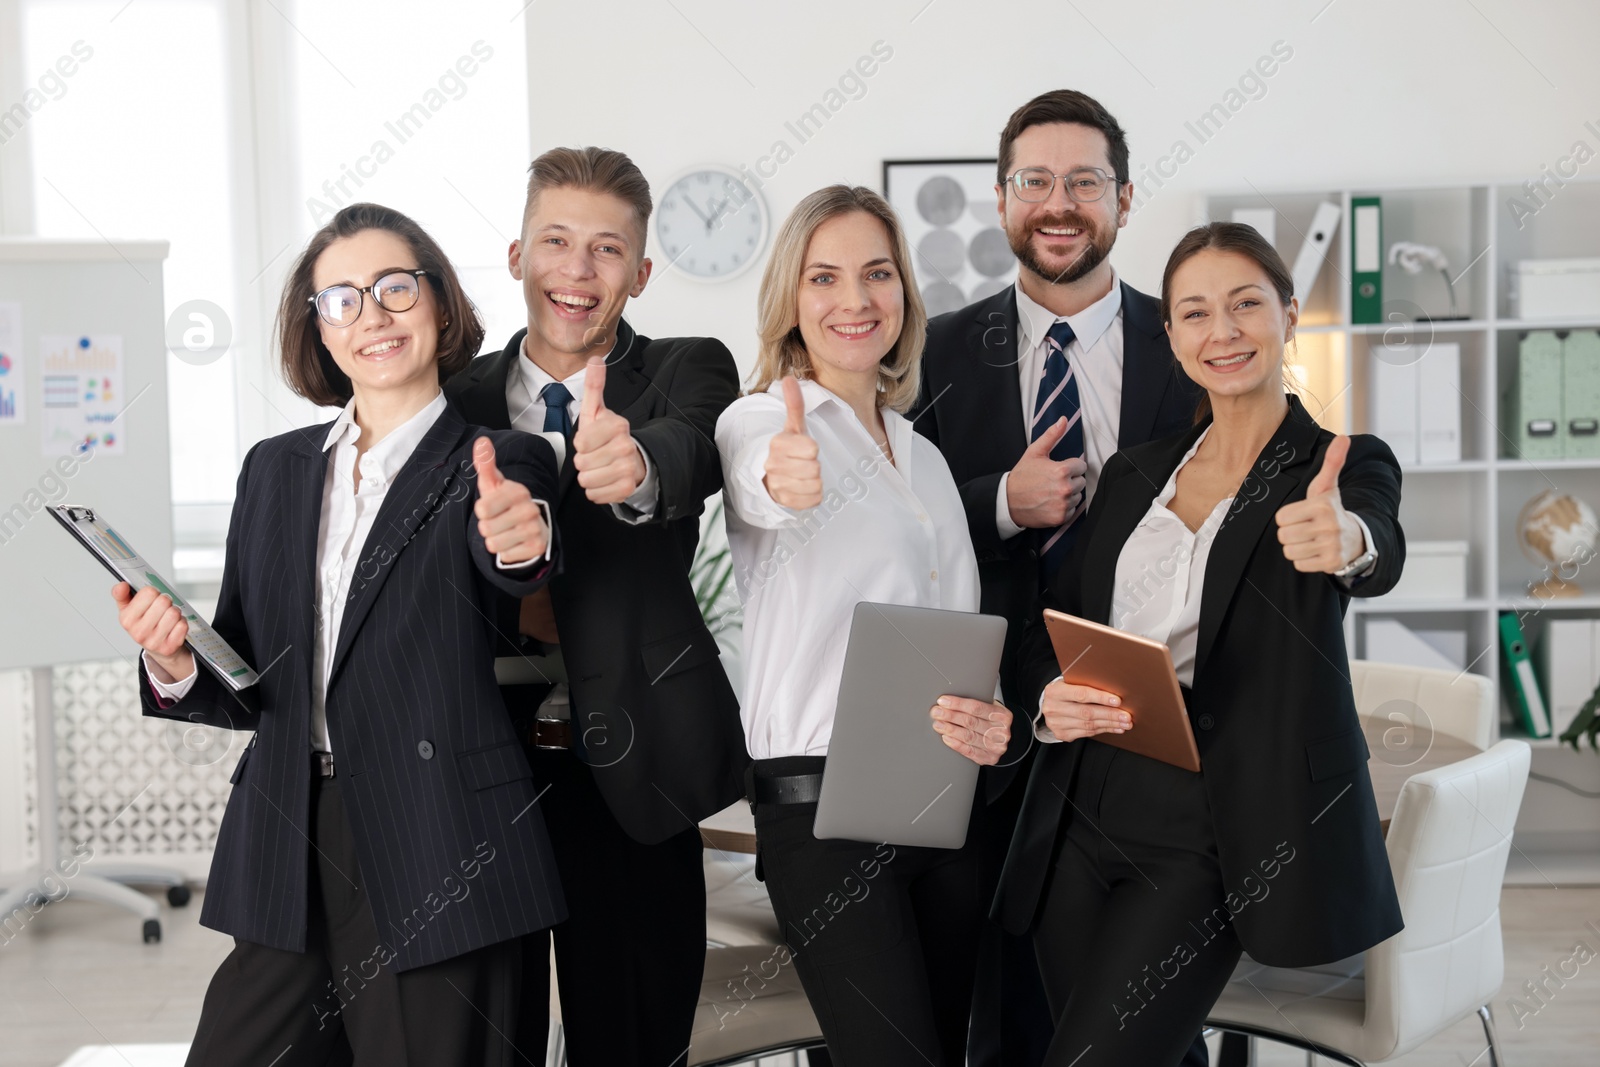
[136,405,567,972]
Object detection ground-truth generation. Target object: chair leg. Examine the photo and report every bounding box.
[1478,1004,1505,1067]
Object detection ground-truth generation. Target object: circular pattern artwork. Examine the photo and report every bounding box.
[886,161,1017,318]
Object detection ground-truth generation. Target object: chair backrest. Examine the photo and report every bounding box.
[1363,740,1531,1058]
[1350,659,1496,751]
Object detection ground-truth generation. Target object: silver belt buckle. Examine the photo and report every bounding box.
[313,751,335,778]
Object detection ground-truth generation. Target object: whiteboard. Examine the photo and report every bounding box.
[0,238,172,671]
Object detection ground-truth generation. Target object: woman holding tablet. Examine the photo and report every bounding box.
[995,222,1405,1067]
[716,184,1012,1066]
[110,203,565,1065]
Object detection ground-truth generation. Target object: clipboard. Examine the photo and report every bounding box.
[1042,608,1200,772]
[49,504,259,691]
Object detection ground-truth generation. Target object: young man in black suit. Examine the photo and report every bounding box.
[445,147,747,1066]
[910,90,1205,1067]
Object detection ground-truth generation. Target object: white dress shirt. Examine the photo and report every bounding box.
[996,273,1126,540]
[1032,426,1378,742]
[505,336,658,522]
[717,378,981,759]
[147,392,550,754]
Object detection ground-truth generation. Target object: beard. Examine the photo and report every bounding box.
[1007,209,1116,287]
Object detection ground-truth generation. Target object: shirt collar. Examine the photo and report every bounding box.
[1015,269,1123,354]
[518,333,616,408]
[322,391,447,484]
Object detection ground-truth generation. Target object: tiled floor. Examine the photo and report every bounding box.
[1,886,1596,1066]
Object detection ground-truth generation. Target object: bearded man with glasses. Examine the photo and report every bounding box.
[909,89,1207,1067]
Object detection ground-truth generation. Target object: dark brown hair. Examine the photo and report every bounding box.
[277,203,485,408]
[521,146,653,246]
[997,90,1130,187]
[1160,221,1297,424]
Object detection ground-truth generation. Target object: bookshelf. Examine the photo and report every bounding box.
[1205,181,1600,881]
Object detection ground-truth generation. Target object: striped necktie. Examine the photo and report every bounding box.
[1032,320,1084,583]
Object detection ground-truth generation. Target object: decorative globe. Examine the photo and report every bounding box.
[1517,490,1600,597]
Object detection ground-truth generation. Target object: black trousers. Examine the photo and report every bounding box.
[513,745,707,1067]
[967,757,1054,1067]
[1033,741,1241,1067]
[185,776,523,1067]
[752,757,985,1067]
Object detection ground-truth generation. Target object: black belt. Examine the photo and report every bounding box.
[513,717,573,751]
[751,771,823,805]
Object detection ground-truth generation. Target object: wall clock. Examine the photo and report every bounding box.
[656,165,770,282]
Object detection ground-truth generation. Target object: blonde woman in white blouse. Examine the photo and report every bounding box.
[716,185,1012,1067]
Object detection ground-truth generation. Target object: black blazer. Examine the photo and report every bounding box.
[994,395,1406,968]
[911,282,1203,796]
[138,407,567,972]
[445,321,748,844]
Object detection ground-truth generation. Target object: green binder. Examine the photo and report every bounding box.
[1351,196,1382,324]
[1500,613,1552,738]
[1562,330,1600,458]
[1506,331,1563,461]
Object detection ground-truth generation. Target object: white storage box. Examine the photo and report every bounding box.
[1513,258,1600,320]
[1383,539,1469,600]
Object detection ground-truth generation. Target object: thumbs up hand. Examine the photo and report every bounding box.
[572,356,648,505]
[763,376,823,510]
[474,436,549,565]
[1005,417,1088,528]
[1274,435,1364,573]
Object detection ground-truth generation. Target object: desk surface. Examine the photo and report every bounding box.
[697,719,1484,854]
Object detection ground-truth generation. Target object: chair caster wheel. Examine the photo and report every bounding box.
[142,919,161,943]
[167,885,191,907]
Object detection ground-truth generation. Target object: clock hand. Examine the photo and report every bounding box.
[704,196,732,233]
[681,195,711,226]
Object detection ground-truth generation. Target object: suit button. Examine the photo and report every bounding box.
[1197,714,1215,731]
[417,740,435,759]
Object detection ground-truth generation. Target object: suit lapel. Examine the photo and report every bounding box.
[328,406,471,684]
[455,332,520,432]
[558,318,651,505]
[967,287,1029,460]
[1192,395,1324,677]
[1117,283,1175,449]
[285,427,332,680]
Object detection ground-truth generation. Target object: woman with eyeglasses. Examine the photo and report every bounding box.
[108,203,565,1065]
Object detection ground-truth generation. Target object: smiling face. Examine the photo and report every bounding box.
[1165,248,1298,402]
[997,122,1129,288]
[312,228,443,400]
[794,210,905,392]
[510,185,652,370]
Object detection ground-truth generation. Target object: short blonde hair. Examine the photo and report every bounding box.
[752,185,926,413]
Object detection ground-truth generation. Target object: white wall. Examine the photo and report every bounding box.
[522,0,1600,379]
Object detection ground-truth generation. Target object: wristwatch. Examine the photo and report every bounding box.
[1333,543,1378,579]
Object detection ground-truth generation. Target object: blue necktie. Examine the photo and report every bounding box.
[540,383,574,443]
[1033,320,1084,583]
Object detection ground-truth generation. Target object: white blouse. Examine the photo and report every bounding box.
[716,378,981,759]
[1110,426,1231,690]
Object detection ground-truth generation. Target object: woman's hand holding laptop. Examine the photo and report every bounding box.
[1039,678,1132,743]
[930,696,1014,765]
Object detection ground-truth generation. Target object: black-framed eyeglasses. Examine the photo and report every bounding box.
[1005,167,1123,204]
[308,269,429,328]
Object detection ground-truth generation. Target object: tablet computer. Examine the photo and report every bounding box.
[50,504,259,691]
[812,602,1007,849]
[1042,608,1200,772]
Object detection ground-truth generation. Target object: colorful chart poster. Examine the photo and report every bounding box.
[40,334,124,457]
[0,302,21,424]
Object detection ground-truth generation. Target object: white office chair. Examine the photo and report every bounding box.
[705,854,782,948]
[1349,659,1496,751]
[690,943,825,1067]
[1206,739,1531,1066]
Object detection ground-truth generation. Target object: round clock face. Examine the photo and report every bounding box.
[656,167,769,281]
